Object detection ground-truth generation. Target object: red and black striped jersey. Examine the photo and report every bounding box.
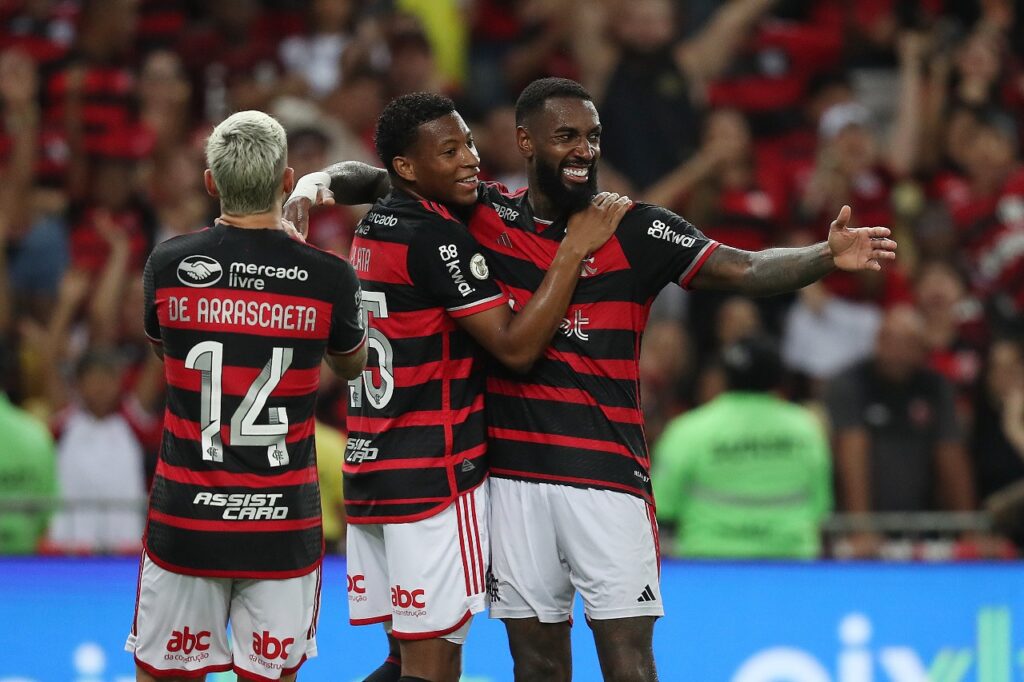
[142,223,365,578]
[470,183,718,502]
[344,189,507,523]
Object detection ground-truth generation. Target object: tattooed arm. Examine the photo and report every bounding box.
[690,205,897,296]
[283,162,390,237]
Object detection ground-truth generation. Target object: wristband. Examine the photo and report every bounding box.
[289,171,332,203]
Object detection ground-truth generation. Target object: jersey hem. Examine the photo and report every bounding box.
[142,546,323,579]
[345,477,487,525]
[350,614,393,626]
[447,293,508,318]
[489,469,650,502]
[391,609,474,640]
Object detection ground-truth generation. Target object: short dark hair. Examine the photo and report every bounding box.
[374,92,456,176]
[721,335,784,392]
[514,78,592,126]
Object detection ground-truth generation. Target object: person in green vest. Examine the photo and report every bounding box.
[652,334,832,559]
[0,341,58,554]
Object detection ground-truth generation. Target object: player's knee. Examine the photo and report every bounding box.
[513,653,571,682]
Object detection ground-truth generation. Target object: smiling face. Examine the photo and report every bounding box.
[519,96,601,213]
[394,112,481,207]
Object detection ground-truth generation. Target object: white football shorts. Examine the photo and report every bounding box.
[346,482,488,644]
[488,478,663,622]
[126,552,321,680]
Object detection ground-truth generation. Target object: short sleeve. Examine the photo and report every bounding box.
[142,253,161,345]
[327,259,368,355]
[407,218,507,318]
[617,204,719,299]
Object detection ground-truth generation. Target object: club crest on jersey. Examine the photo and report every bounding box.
[580,255,597,278]
[177,255,223,287]
[470,253,489,280]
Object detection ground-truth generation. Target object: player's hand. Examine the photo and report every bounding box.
[280,218,305,242]
[284,172,334,238]
[827,205,897,272]
[0,49,38,107]
[564,192,633,257]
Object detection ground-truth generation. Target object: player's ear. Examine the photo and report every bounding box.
[203,169,219,198]
[282,166,296,196]
[392,155,416,183]
[516,126,532,160]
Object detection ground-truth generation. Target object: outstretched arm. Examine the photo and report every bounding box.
[690,205,897,296]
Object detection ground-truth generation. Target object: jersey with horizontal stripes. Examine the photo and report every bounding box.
[470,183,719,502]
[142,223,366,578]
[344,189,507,523]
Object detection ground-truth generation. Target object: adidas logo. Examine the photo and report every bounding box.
[461,459,476,472]
[497,232,513,249]
[637,585,657,603]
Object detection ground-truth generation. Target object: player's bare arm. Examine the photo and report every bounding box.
[458,192,632,373]
[283,162,390,236]
[325,343,368,380]
[690,204,898,296]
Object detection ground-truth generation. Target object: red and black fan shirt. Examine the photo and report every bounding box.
[469,183,718,502]
[143,223,366,578]
[343,189,507,524]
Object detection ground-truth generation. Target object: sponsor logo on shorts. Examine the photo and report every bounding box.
[637,584,658,603]
[164,627,212,664]
[347,574,367,602]
[177,255,223,288]
[391,585,427,617]
[252,630,294,661]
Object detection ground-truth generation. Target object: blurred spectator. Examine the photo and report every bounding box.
[933,110,1024,332]
[475,105,528,190]
[0,338,56,555]
[279,0,359,99]
[781,282,882,386]
[639,320,693,444]
[972,338,1024,504]
[573,0,777,190]
[914,260,987,422]
[653,334,832,558]
[398,0,469,91]
[466,0,579,111]
[45,347,151,554]
[826,306,975,557]
[316,418,347,554]
[385,22,445,97]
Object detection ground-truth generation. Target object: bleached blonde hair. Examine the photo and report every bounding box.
[205,110,287,215]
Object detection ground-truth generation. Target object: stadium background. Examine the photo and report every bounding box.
[2,0,1024,679]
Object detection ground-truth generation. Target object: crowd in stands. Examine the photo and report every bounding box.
[1,0,1024,560]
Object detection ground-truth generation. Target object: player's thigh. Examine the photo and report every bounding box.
[383,484,489,640]
[553,487,664,621]
[346,522,393,627]
[398,636,463,682]
[488,478,575,622]
[127,552,233,679]
[229,566,321,680]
